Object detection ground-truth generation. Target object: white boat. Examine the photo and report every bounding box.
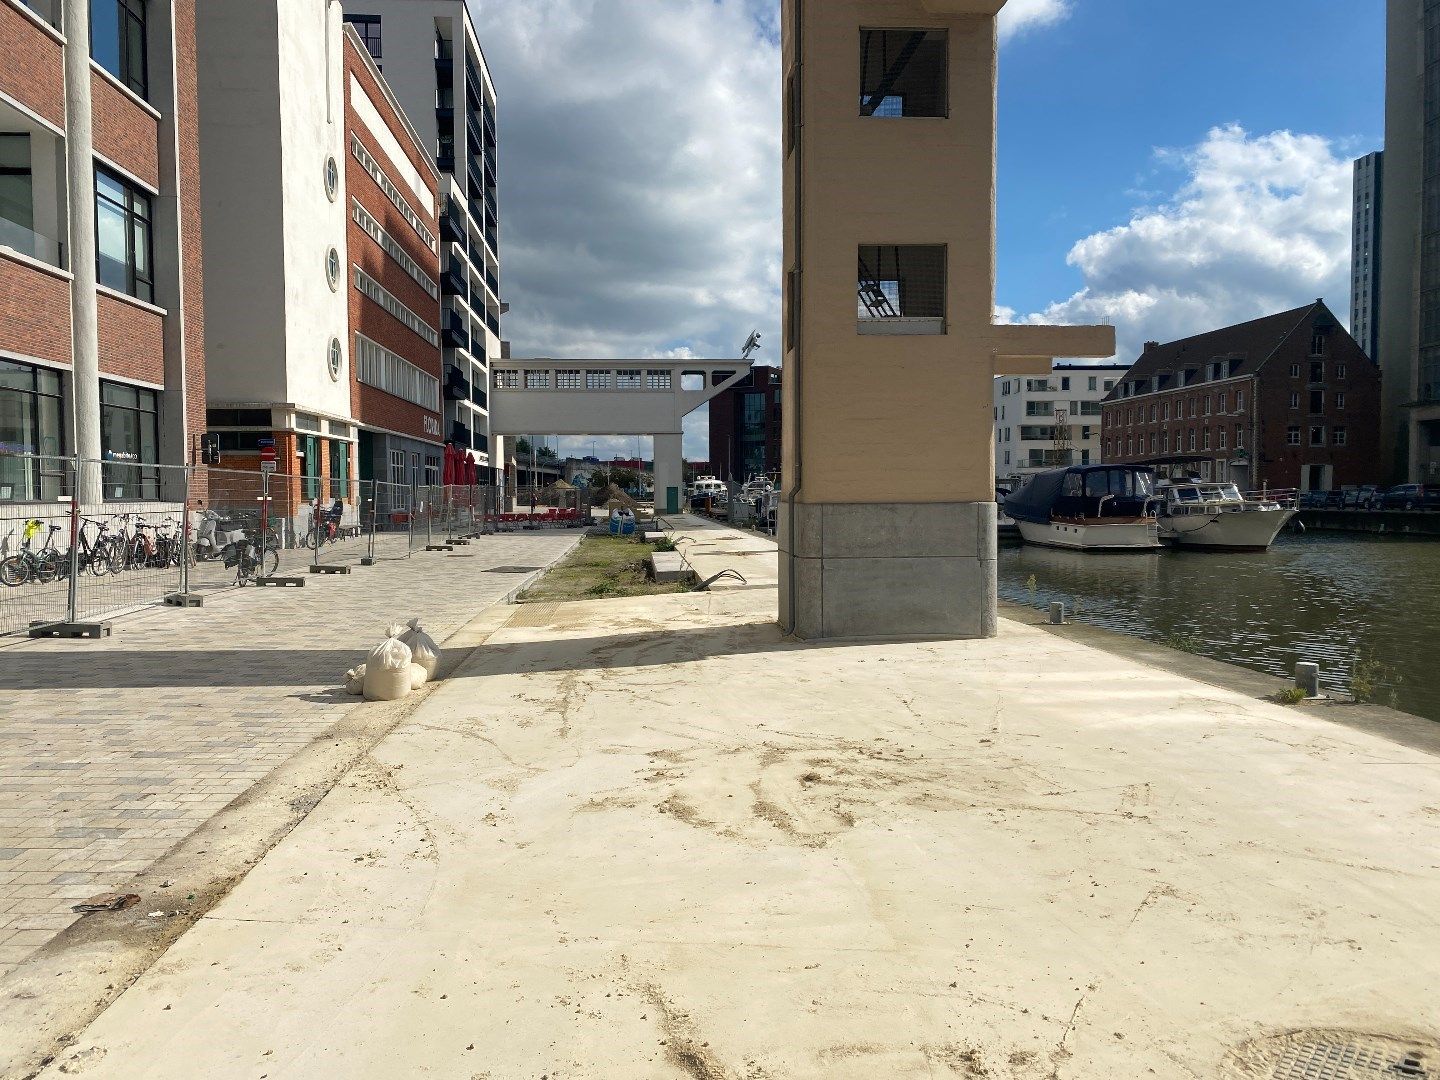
[1005,465,1163,552]
[1156,483,1296,551]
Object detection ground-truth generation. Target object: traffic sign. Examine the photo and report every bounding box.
[260,461,277,475]
[260,444,277,463]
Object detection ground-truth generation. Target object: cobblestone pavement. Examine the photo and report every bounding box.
[0,532,581,976]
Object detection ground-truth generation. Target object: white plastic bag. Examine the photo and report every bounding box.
[409,663,428,690]
[400,618,440,681]
[344,664,366,696]
[363,626,413,702]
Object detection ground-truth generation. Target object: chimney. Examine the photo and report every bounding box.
[1143,341,1160,352]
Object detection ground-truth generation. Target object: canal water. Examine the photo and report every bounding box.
[997,531,1440,723]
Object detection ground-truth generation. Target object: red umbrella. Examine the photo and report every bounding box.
[464,455,477,486]
[442,443,456,487]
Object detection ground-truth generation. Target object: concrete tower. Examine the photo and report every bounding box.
[779,0,1114,641]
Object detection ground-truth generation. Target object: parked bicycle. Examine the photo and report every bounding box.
[305,499,345,553]
[0,520,65,587]
[77,516,125,576]
[221,518,280,584]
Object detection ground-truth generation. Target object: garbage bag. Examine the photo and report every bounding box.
[410,663,429,690]
[363,626,413,702]
[400,618,441,680]
[344,665,366,696]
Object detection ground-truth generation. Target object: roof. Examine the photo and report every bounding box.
[1101,302,1329,403]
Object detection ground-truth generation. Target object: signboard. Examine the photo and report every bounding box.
[260,444,277,464]
[257,437,276,448]
[260,461,277,475]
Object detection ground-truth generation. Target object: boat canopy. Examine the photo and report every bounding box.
[1005,465,1157,525]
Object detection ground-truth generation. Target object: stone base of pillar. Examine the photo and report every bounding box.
[778,501,998,641]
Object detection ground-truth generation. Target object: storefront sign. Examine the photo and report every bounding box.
[423,416,440,437]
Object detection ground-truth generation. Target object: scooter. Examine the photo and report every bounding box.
[193,509,248,562]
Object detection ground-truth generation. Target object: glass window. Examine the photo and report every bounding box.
[859,29,947,117]
[617,369,642,390]
[329,439,350,498]
[91,0,148,98]
[585,370,611,390]
[524,370,550,390]
[1286,425,1301,446]
[0,359,67,501]
[99,379,158,499]
[343,14,382,59]
[95,166,153,302]
[858,245,945,326]
[646,370,672,391]
[0,134,34,242]
[556,370,581,390]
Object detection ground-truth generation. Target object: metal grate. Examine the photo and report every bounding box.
[1270,1037,1430,1079]
[486,565,544,574]
[506,603,559,628]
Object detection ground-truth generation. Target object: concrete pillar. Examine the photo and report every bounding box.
[63,0,102,502]
[652,433,683,516]
[488,431,506,487]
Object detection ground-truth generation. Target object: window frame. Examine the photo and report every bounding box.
[94,165,154,303]
[859,28,949,119]
[91,0,149,99]
[98,378,159,500]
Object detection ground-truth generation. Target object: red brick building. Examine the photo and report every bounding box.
[1,0,207,504]
[708,365,781,483]
[1101,301,1382,493]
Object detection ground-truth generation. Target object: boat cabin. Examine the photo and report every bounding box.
[1006,465,1157,525]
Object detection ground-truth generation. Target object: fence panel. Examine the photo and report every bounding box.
[410,485,441,553]
[300,476,370,568]
[0,454,76,636]
[370,481,414,561]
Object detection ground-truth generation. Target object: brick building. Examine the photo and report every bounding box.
[1,0,206,504]
[1101,301,1383,493]
[708,365,781,483]
[197,4,445,525]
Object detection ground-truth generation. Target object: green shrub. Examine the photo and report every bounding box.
[1273,687,1308,706]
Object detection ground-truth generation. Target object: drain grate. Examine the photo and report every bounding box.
[506,603,559,628]
[486,565,544,574]
[1269,1037,1430,1079]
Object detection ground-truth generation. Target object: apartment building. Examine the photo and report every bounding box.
[993,363,1127,488]
[0,0,206,503]
[1377,0,1440,480]
[708,366,781,483]
[779,0,1113,640]
[196,3,444,510]
[1101,302,1382,492]
[339,0,502,477]
[1351,151,1383,362]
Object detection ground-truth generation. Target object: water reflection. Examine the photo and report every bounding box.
[998,532,1440,721]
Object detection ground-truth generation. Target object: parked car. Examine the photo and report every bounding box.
[1343,485,1381,510]
[1379,484,1440,510]
[1299,490,1345,509]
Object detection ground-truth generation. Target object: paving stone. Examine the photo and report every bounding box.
[0,533,578,977]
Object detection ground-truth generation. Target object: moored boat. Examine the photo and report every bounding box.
[1156,482,1296,551]
[1005,465,1162,552]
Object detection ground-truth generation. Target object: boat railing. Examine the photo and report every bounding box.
[1247,488,1299,509]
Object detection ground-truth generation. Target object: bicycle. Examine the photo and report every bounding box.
[305,499,345,554]
[78,516,125,577]
[225,520,281,584]
[0,520,65,587]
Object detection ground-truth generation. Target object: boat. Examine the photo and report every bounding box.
[1156,482,1296,551]
[996,487,1020,539]
[1004,465,1162,551]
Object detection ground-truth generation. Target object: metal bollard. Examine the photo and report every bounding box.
[1295,662,1321,698]
[1049,601,1066,626]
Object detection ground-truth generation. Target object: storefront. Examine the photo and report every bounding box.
[99,380,160,499]
[0,358,66,502]
[358,429,445,491]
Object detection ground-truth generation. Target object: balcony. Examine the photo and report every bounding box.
[436,154,455,176]
[442,311,469,351]
[485,227,498,253]
[484,269,499,296]
[441,258,468,298]
[444,366,471,402]
[467,157,486,198]
[439,200,464,245]
[485,309,500,335]
[450,421,473,448]
[0,216,65,269]
[471,383,488,410]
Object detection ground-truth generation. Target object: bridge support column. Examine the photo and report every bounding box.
[652,433,683,516]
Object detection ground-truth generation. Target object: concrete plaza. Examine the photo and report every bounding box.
[0,531,581,978]
[8,521,1439,1079]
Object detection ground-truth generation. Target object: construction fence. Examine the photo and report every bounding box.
[0,451,582,639]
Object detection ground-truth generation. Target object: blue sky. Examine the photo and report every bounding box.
[472,0,1387,460]
[997,0,1385,319]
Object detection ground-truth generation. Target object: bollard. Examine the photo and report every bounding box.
[1295,662,1321,698]
[1049,601,1066,626]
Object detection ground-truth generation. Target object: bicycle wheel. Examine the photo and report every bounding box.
[263,544,280,577]
[104,540,125,576]
[35,551,61,584]
[0,555,28,587]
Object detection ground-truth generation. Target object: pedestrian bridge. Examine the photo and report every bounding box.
[487,359,753,513]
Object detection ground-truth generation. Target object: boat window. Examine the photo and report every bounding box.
[1083,471,1111,497]
[1175,487,1200,502]
[1062,473,1084,497]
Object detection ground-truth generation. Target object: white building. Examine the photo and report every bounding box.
[339,0,502,476]
[994,363,1128,488]
[1351,151,1383,363]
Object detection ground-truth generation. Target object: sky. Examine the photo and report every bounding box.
[469,0,1387,461]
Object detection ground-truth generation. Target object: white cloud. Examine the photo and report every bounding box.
[999,0,1072,42]
[1007,124,1355,363]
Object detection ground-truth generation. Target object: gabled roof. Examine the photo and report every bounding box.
[1102,302,1331,402]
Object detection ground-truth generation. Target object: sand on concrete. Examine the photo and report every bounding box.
[26,585,1440,1079]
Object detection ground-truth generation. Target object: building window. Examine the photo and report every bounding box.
[524,370,550,390]
[91,0,148,99]
[1236,389,1244,412]
[1286,425,1301,446]
[326,247,341,291]
[857,245,945,331]
[324,156,339,202]
[1310,332,1326,356]
[1160,431,1169,453]
[646,370,672,391]
[1188,428,1196,451]
[388,448,406,488]
[1203,396,1211,416]
[1336,391,1346,409]
[0,360,66,501]
[1201,428,1211,450]
[99,380,158,499]
[1103,380,1115,391]
[1149,433,1156,453]
[494,369,519,390]
[1149,404,1156,423]
[1337,363,1347,378]
[1309,390,1324,414]
[1334,426,1347,446]
[617,369,642,390]
[1290,363,1301,378]
[343,14,382,59]
[1161,401,1170,421]
[329,440,350,498]
[354,268,439,347]
[352,136,437,249]
[556,370,581,390]
[1217,392,1227,413]
[0,134,34,254]
[1309,426,1325,447]
[585,370,611,390]
[1087,376,1097,391]
[859,29,947,117]
[355,333,440,410]
[352,202,439,298]
[1289,392,1300,410]
[1235,425,1245,449]
[95,167,153,303]
[1060,376,1071,391]
[1218,428,1227,450]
